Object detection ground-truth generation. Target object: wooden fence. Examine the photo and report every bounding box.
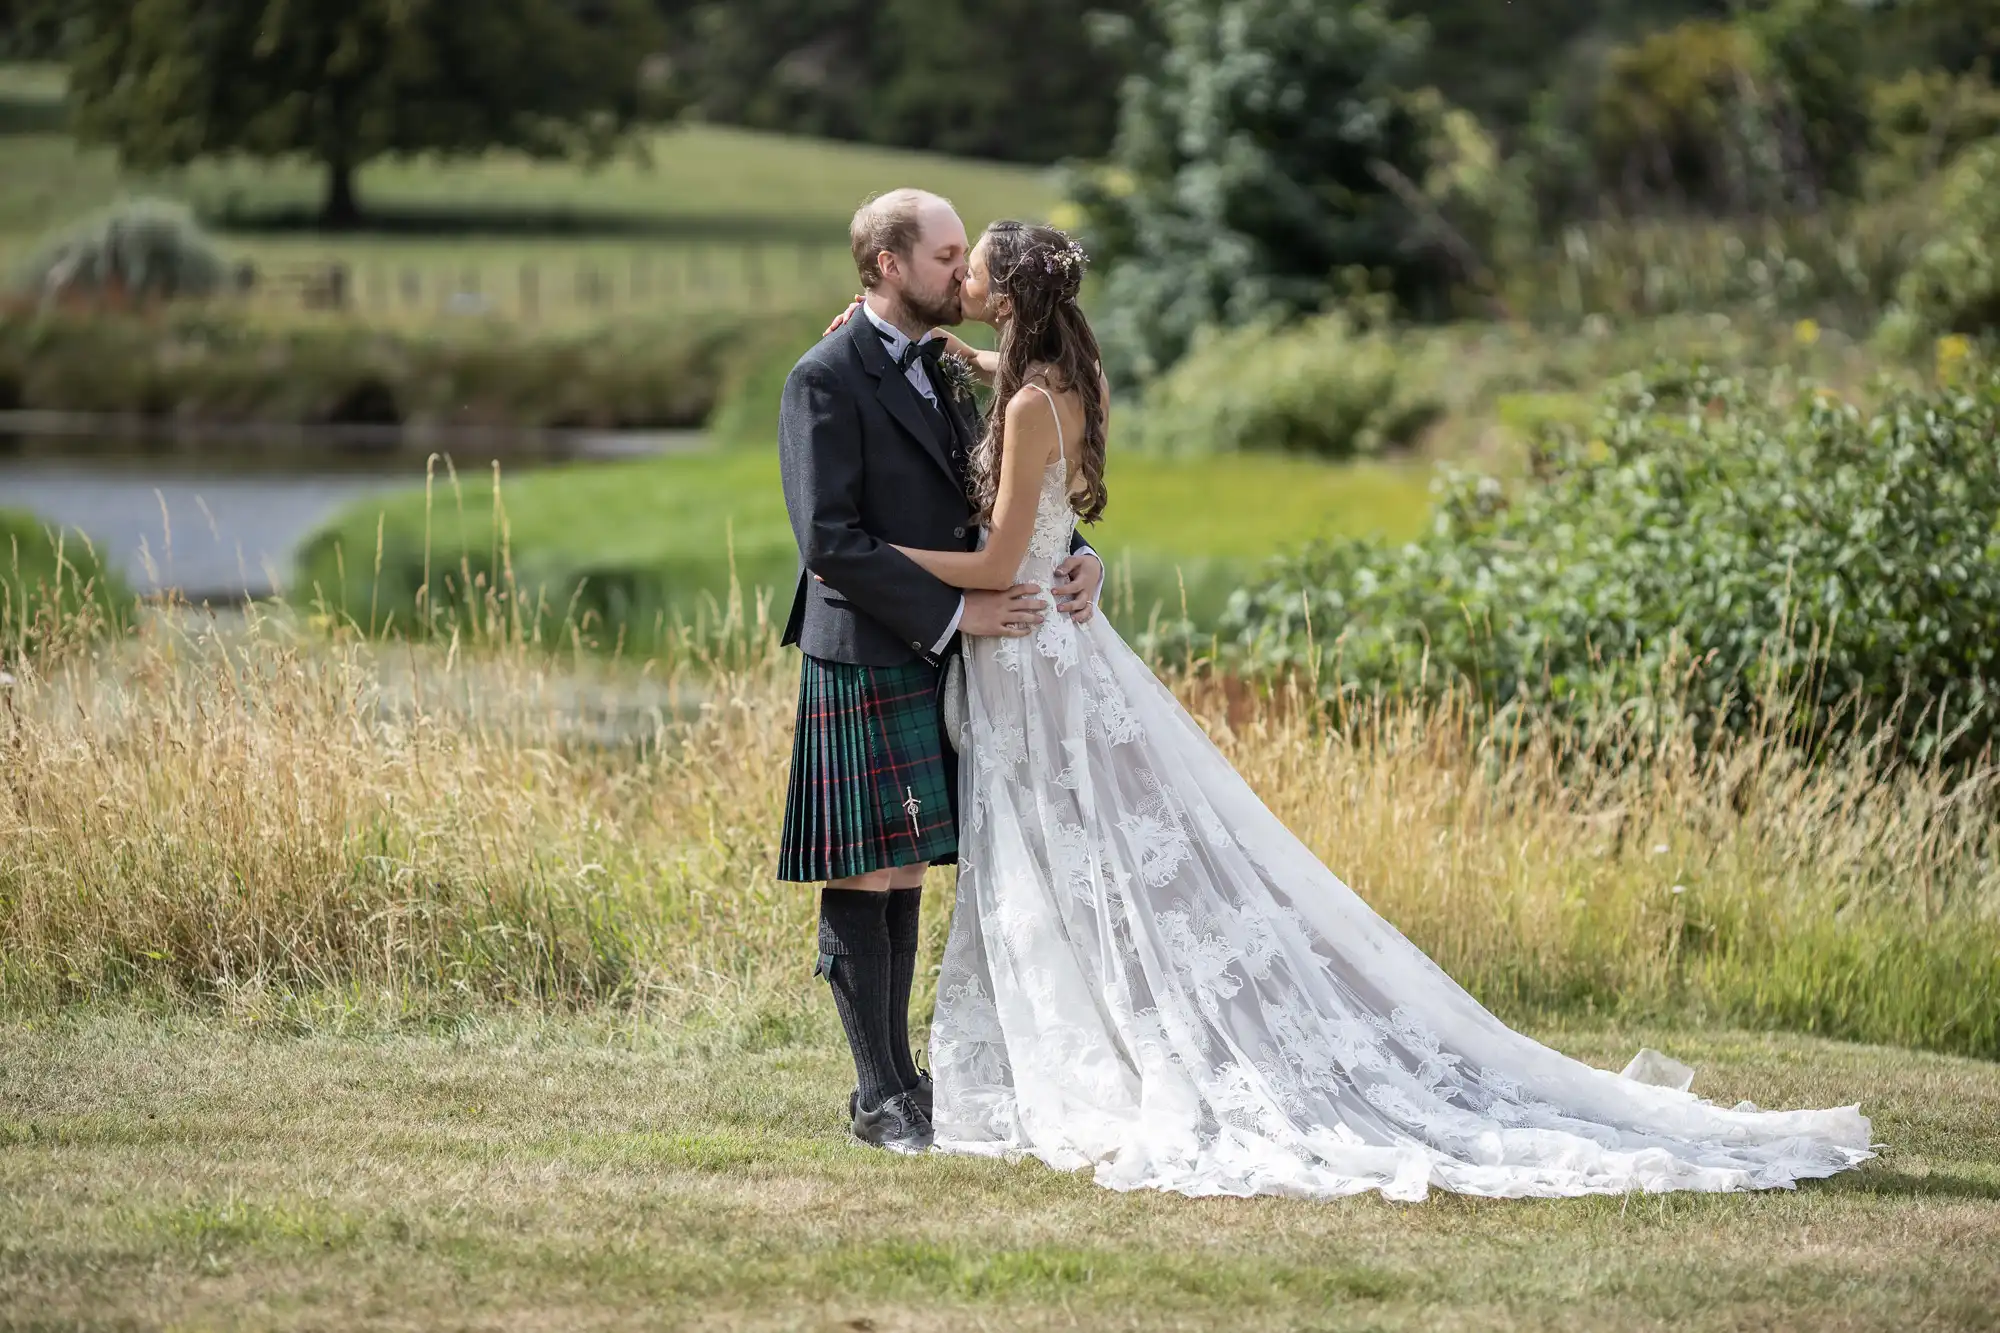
[230,242,854,322]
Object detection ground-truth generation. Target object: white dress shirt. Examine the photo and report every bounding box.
[863,301,942,407]
[860,300,1100,656]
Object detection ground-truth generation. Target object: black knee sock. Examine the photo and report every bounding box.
[816,888,900,1114]
[884,887,924,1091]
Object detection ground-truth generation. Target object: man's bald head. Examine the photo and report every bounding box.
[849,188,969,328]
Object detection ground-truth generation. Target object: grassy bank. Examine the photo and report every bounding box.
[291,448,1435,643]
[283,305,1909,646]
[3,1010,1995,1331]
[2,507,129,649]
[2,610,1995,1059]
[0,307,804,431]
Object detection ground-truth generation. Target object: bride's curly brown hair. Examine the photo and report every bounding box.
[969,221,1108,526]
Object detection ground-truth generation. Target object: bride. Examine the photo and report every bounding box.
[885,220,1873,1201]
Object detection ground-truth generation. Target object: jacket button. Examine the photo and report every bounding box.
[911,641,922,650]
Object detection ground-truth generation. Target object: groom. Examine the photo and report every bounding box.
[775,188,1104,1153]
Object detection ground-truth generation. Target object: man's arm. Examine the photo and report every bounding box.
[778,359,961,658]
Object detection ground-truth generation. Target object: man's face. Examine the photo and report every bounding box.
[884,201,969,327]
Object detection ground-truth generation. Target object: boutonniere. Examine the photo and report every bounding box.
[934,351,977,408]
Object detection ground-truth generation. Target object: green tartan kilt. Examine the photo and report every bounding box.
[776,654,959,883]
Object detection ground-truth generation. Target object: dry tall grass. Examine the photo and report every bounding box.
[4,577,1998,1057]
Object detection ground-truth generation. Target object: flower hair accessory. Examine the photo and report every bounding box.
[1041,238,1089,281]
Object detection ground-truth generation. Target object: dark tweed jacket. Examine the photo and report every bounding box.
[777,311,1088,668]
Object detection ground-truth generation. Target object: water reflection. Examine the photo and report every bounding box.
[0,431,687,600]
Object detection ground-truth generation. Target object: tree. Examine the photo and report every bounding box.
[1385,0,1733,141]
[1072,0,1445,382]
[661,0,878,148]
[1891,0,2000,77]
[66,0,668,227]
[656,0,1145,164]
[0,0,73,58]
[866,0,1145,163]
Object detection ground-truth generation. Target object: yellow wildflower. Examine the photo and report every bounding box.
[1937,334,1972,384]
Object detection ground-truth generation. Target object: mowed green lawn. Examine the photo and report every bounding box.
[3,1011,1995,1331]
[296,448,1435,638]
[0,62,1061,322]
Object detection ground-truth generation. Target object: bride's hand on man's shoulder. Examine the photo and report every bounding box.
[824,295,864,336]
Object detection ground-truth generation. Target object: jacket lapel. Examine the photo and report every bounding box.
[944,389,978,482]
[848,311,960,485]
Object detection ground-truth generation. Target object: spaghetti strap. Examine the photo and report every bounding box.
[1024,381,1065,466]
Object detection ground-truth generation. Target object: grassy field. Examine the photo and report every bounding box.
[3,1012,1996,1331]
[293,448,1439,640]
[0,63,1061,326]
[4,610,1996,1056]
[4,552,1999,1330]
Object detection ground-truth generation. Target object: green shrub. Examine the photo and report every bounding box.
[11,198,230,303]
[1879,138,2000,347]
[1,509,131,654]
[1129,313,1440,459]
[1214,360,2000,767]
[1865,69,2000,198]
[1581,5,1869,217]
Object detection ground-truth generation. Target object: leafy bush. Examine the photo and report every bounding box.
[1865,68,2000,198]
[1,509,131,654]
[1517,3,1869,228]
[1129,312,1440,459]
[11,198,230,303]
[1215,361,2000,767]
[1592,21,1797,213]
[1878,138,2000,347]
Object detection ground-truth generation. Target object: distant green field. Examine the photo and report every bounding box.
[296,448,1434,645]
[0,62,1060,324]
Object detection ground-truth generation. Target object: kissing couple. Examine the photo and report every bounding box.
[774,187,1873,1201]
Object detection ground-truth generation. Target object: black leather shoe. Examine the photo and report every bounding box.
[851,1070,932,1122]
[851,1090,933,1154]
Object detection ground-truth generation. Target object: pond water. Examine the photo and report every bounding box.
[0,430,691,600]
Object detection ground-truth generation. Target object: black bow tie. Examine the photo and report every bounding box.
[891,335,944,373]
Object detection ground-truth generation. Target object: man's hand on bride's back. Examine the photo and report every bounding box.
[961,584,1046,639]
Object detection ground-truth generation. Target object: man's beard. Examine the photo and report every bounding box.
[904,282,963,329]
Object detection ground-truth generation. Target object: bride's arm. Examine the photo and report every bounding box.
[935,330,997,386]
[894,392,1056,590]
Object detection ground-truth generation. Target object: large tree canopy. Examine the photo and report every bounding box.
[0,0,71,58]
[66,0,667,225]
[654,0,1145,165]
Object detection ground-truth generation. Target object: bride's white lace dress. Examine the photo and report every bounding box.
[929,399,1874,1200]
